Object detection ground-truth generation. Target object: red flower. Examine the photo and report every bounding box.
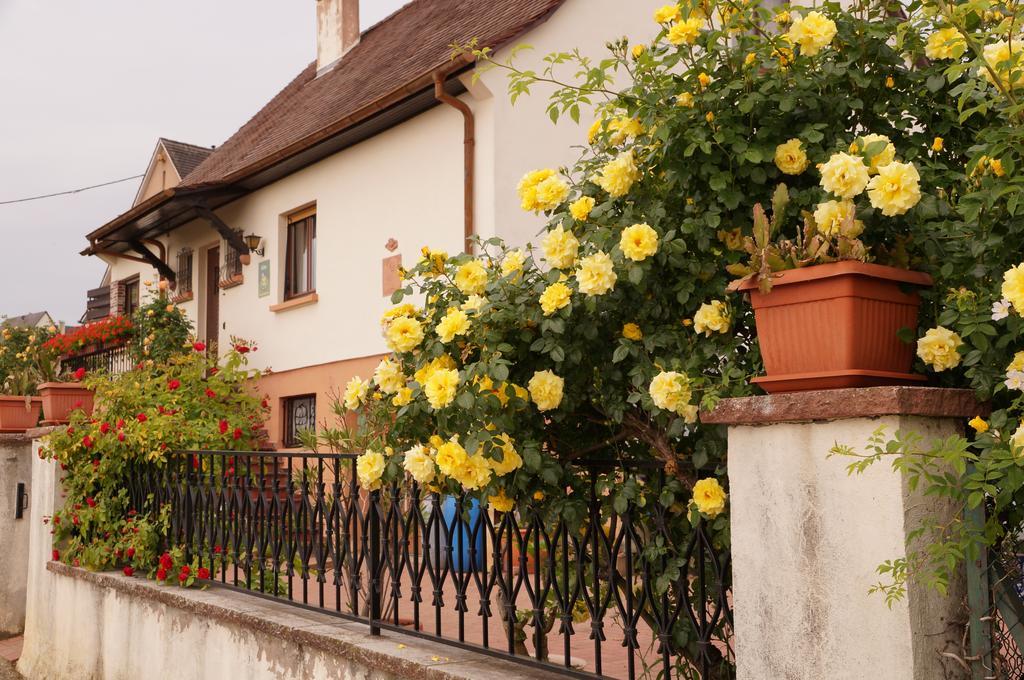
[193,342,207,352]
[167,379,181,391]
[180,565,191,576]
[116,419,125,429]
[261,399,269,409]
[123,566,134,577]
[205,388,217,399]
[156,567,167,581]
[213,545,222,554]
[226,467,235,477]
[73,367,87,381]
[178,572,188,583]
[197,567,210,580]
[232,427,242,440]
[82,435,94,449]
[158,406,166,415]
[127,547,135,558]
[92,459,100,467]
[85,497,97,508]
[209,367,219,375]
[219,419,229,434]
[159,552,173,570]
[117,432,126,442]
[51,550,59,561]
[99,422,110,434]
[73,559,80,567]
[234,344,250,354]
[136,413,147,423]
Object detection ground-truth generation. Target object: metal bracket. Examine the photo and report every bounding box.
[15,482,27,519]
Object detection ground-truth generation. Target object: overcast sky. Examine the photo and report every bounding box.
[0,0,409,323]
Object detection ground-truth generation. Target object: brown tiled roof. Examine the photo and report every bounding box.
[159,139,214,180]
[181,0,565,188]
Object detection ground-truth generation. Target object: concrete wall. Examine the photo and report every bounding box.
[0,434,32,635]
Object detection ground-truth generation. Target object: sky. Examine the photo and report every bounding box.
[0,0,410,324]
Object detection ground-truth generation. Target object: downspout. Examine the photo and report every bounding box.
[433,69,475,254]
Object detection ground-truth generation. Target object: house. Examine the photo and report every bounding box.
[78,0,663,449]
[3,312,56,330]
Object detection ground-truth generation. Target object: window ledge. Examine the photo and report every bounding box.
[270,292,318,313]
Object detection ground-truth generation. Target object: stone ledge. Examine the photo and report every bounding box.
[46,562,565,680]
[24,426,59,440]
[701,386,985,426]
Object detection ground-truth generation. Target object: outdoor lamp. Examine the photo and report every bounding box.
[244,233,264,256]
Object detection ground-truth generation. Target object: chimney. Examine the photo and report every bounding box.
[316,0,360,75]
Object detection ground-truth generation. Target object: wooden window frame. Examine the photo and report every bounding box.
[284,207,316,301]
[283,394,317,448]
[123,275,141,317]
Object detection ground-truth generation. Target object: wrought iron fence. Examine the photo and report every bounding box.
[127,450,734,679]
[61,341,135,376]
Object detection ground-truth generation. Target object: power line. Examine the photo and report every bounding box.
[0,174,145,206]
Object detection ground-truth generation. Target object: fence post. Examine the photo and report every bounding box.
[964,500,992,680]
[703,386,979,680]
[368,488,381,636]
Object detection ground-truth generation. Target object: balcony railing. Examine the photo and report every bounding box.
[127,450,734,679]
[60,340,135,376]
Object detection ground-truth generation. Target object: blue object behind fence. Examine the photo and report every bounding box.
[436,495,484,572]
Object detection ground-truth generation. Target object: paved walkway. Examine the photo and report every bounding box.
[0,635,22,680]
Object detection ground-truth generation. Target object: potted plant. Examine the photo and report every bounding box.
[38,366,94,426]
[0,366,42,433]
[728,149,933,393]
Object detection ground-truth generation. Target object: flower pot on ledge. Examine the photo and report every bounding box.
[38,382,94,425]
[732,261,933,393]
[0,396,42,433]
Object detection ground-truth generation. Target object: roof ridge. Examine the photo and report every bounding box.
[159,138,214,151]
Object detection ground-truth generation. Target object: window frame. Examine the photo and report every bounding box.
[282,393,317,448]
[123,276,141,317]
[284,208,316,300]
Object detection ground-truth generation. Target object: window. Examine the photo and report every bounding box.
[123,276,140,316]
[283,394,316,448]
[285,208,316,299]
[176,248,194,296]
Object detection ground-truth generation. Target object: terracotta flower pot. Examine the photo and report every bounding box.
[38,382,94,425]
[733,261,933,393]
[0,396,42,433]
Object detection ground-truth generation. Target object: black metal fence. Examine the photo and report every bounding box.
[128,450,734,679]
[61,341,135,376]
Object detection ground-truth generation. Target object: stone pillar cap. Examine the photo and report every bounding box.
[701,386,985,426]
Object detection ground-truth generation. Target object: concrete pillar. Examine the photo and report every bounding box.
[0,433,33,635]
[703,387,980,680]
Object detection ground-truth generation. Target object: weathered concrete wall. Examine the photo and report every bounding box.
[17,440,562,680]
[727,414,967,680]
[0,433,33,635]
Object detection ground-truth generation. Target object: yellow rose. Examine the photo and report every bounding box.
[595,151,641,198]
[692,478,728,517]
[539,281,572,316]
[916,326,962,371]
[885,75,895,89]
[849,133,896,175]
[981,39,1024,90]
[501,249,526,276]
[649,371,693,415]
[517,168,569,212]
[774,10,791,24]
[819,152,870,199]
[969,416,990,434]
[385,315,424,353]
[542,225,580,269]
[607,117,644,145]
[866,161,921,216]
[381,303,418,329]
[622,323,643,341]
[744,52,756,67]
[705,111,715,123]
[667,17,703,46]
[632,44,646,59]
[392,387,413,407]
[403,445,436,485]
[676,92,695,107]
[488,489,515,513]
[587,118,603,144]
[620,223,659,262]
[436,308,471,343]
[528,370,564,412]
[654,3,681,23]
[356,450,386,490]
[925,27,966,60]
[414,355,456,387]
[435,439,469,478]
[452,454,492,490]
[787,11,837,56]
[461,295,485,312]
[697,72,712,88]
[576,251,617,296]
[566,197,595,224]
[344,376,370,410]
[419,248,448,276]
[932,137,944,152]
[693,300,730,336]
[774,138,809,175]
[813,199,863,238]
[1012,424,1024,454]
[990,158,1005,176]
[489,434,523,476]
[424,368,459,409]
[373,358,405,394]
[454,260,488,295]
[1002,264,1024,312]
[1009,351,1024,373]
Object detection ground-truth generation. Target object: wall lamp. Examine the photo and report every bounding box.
[244,233,265,257]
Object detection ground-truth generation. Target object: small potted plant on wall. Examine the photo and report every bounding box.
[728,138,933,393]
[0,366,42,433]
[38,366,93,426]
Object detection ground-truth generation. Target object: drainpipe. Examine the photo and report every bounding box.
[433,69,475,254]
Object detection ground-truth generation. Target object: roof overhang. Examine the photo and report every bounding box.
[83,59,473,257]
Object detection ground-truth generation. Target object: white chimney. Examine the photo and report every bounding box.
[316,0,360,75]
